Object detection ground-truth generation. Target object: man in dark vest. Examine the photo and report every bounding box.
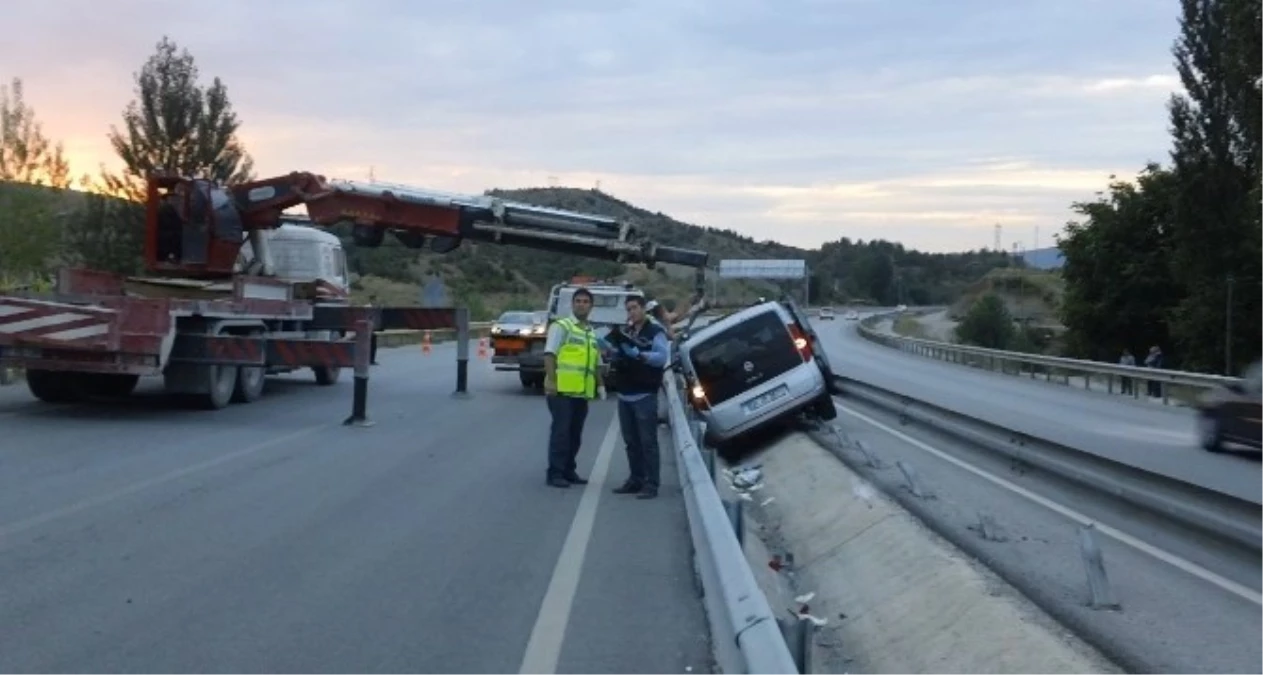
[607,295,671,499]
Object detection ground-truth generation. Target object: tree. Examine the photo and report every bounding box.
[0,77,70,188]
[954,293,1016,349]
[67,36,258,274]
[1164,0,1262,374]
[1057,166,1183,362]
[103,35,255,199]
[0,77,72,285]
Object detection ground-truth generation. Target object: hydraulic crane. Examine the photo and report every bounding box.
[144,172,710,280]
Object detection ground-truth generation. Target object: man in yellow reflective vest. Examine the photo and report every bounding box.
[543,287,606,488]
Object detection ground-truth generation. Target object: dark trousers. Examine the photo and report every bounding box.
[618,394,661,489]
[370,333,379,364]
[547,394,589,480]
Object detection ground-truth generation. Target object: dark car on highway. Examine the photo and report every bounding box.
[1197,360,1261,453]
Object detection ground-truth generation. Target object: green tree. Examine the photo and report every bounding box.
[66,36,257,274]
[954,293,1015,349]
[1056,166,1182,362]
[104,36,254,198]
[0,77,72,285]
[1164,0,1262,374]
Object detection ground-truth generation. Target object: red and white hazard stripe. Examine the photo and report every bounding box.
[0,299,115,345]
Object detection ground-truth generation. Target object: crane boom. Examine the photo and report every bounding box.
[143,172,710,280]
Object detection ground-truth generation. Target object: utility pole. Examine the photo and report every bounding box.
[1225,274,1235,375]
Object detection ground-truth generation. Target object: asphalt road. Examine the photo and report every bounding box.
[0,342,711,673]
[814,315,1262,504]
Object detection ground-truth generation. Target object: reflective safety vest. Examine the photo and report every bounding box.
[554,317,599,398]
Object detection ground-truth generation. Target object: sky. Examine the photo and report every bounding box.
[1,0,1184,254]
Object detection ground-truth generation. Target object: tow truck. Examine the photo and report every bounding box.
[0,171,709,409]
[498,277,646,389]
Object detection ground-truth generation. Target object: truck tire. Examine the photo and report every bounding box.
[232,329,267,403]
[26,369,85,404]
[313,366,341,386]
[91,373,140,398]
[199,363,238,410]
[233,363,266,403]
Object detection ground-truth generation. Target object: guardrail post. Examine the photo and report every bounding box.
[723,499,745,548]
[1078,523,1120,610]
[453,307,470,398]
[776,618,813,674]
[342,317,374,428]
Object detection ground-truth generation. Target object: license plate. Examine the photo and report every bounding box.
[743,384,789,413]
[495,338,526,352]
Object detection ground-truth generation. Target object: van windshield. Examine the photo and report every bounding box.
[690,309,802,405]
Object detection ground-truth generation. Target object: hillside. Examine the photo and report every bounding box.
[1019,246,1065,270]
[948,267,1066,326]
[1,180,1025,320]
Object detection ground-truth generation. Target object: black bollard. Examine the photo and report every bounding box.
[453,306,471,398]
[343,317,375,427]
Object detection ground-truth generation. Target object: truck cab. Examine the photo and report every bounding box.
[235,219,352,300]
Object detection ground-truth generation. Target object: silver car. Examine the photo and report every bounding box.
[675,299,838,447]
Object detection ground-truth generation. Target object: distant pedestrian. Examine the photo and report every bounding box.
[543,288,605,489]
[1119,348,1135,395]
[1144,345,1164,397]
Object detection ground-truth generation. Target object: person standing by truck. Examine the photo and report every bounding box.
[608,296,671,499]
[543,287,605,488]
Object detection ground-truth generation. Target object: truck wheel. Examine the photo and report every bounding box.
[233,364,266,403]
[26,369,85,403]
[313,366,342,386]
[519,372,537,389]
[92,373,140,398]
[198,364,238,410]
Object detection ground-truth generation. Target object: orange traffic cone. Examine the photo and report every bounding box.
[477,337,488,360]
[422,331,432,355]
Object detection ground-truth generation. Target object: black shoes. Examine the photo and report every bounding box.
[613,481,658,499]
[612,481,642,494]
[547,477,570,488]
[565,474,589,485]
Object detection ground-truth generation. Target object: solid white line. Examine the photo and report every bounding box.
[519,415,620,674]
[0,425,330,542]
[836,400,1262,606]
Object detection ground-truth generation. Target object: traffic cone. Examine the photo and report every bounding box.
[422,331,432,355]
[477,337,488,360]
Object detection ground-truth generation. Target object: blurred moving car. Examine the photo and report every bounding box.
[1196,359,1261,453]
[675,298,839,447]
[844,310,859,321]
[818,307,835,320]
[490,310,550,387]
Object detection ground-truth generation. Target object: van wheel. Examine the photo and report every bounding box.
[811,394,838,421]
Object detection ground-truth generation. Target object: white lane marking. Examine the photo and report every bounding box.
[0,425,330,542]
[519,415,620,674]
[836,400,1262,606]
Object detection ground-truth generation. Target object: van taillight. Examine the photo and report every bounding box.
[787,324,813,362]
[689,379,710,411]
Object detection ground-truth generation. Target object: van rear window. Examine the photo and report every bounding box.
[689,309,802,405]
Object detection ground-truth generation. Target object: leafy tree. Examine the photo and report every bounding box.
[66,36,257,274]
[0,77,71,284]
[0,77,70,188]
[1057,166,1182,362]
[103,35,255,199]
[954,293,1015,349]
[1164,0,1262,373]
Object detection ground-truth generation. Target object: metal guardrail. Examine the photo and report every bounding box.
[832,373,1262,550]
[856,312,1237,405]
[661,365,800,674]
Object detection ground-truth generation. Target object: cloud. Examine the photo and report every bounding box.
[0,0,1183,252]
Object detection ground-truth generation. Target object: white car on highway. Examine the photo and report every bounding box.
[844,310,859,321]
